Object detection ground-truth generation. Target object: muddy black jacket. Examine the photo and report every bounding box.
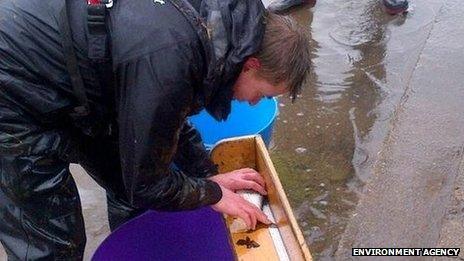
[0,0,265,210]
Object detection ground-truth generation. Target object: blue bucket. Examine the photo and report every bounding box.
[189,98,278,149]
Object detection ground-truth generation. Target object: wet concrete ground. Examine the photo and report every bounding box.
[1,0,463,260]
[69,165,111,261]
[267,0,464,259]
[335,0,464,258]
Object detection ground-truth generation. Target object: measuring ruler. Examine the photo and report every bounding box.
[262,202,290,261]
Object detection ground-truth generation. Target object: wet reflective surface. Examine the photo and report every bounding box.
[262,0,461,259]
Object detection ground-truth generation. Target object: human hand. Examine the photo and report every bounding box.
[208,168,267,195]
[211,185,271,230]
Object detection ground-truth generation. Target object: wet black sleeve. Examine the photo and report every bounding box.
[116,41,222,211]
[173,121,219,178]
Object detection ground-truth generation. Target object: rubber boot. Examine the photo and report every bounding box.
[382,0,409,15]
[267,0,317,13]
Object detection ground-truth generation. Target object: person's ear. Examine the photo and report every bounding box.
[243,57,261,72]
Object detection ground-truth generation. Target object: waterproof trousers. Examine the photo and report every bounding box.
[0,103,142,260]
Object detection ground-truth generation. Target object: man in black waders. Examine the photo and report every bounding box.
[0,0,310,259]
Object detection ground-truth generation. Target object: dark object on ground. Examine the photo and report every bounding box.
[236,236,260,248]
[382,0,409,15]
[267,0,316,13]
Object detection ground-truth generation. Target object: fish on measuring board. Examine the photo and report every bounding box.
[210,135,312,260]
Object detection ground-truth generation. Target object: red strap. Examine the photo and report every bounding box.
[87,0,100,5]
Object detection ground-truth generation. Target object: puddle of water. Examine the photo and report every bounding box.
[267,0,440,258]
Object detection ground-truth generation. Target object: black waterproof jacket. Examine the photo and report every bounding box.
[0,0,265,210]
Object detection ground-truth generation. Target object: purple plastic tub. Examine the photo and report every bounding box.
[92,207,235,260]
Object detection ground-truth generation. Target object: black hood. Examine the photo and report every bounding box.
[197,0,266,121]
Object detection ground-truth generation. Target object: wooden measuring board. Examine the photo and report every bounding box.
[210,135,312,261]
